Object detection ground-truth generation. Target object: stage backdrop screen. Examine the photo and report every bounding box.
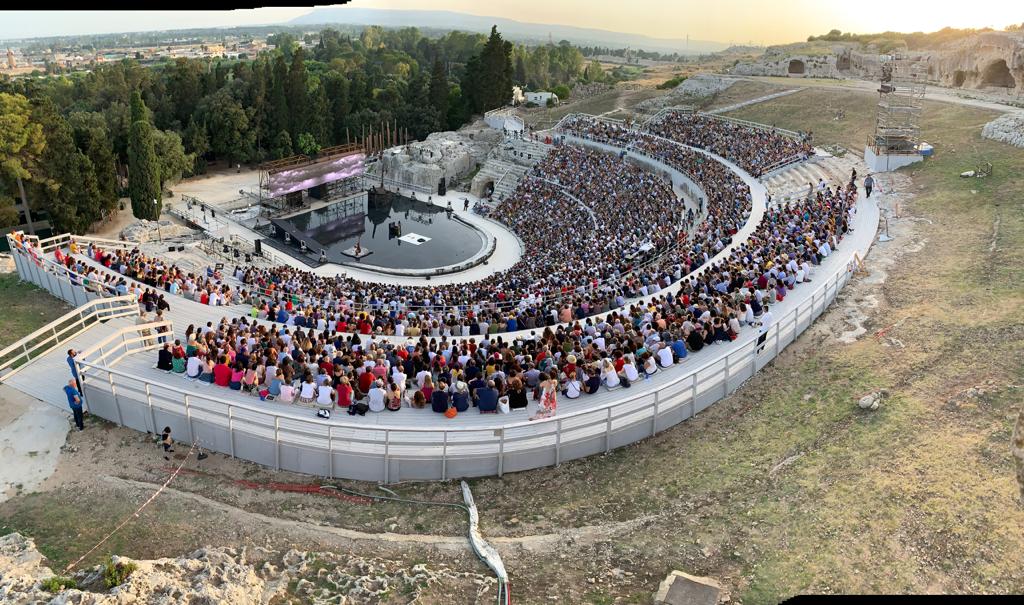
[266,152,366,198]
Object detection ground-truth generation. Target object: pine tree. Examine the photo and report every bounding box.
[0,92,45,232]
[33,100,102,233]
[271,129,293,160]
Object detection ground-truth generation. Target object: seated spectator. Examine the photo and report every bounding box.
[411,390,427,409]
[171,351,186,374]
[316,377,335,409]
[386,381,402,411]
[657,344,674,368]
[642,353,658,377]
[157,344,173,371]
[335,376,353,408]
[212,356,232,387]
[278,381,297,404]
[368,379,386,413]
[620,354,640,384]
[229,362,244,390]
[601,358,620,388]
[507,377,528,410]
[476,381,499,413]
[420,375,435,403]
[298,374,317,404]
[583,367,602,394]
[198,355,215,384]
[452,381,470,412]
[564,375,582,399]
[185,352,203,379]
[431,384,450,413]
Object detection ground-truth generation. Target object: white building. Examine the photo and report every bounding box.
[524,91,559,106]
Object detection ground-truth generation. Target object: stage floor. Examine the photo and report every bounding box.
[269,190,487,270]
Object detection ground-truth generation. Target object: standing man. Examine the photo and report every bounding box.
[864,174,874,198]
[66,349,80,391]
[64,379,84,431]
[756,304,774,355]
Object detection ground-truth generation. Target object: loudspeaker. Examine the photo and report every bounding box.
[177,245,185,252]
[438,179,446,196]
[168,246,176,252]
[233,249,240,258]
[222,244,230,253]
[254,239,262,255]
[211,209,216,218]
[245,254,252,263]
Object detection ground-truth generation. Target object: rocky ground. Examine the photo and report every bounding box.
[0,532,497,604]
[981,111,1024,148]
[634,74,741,114]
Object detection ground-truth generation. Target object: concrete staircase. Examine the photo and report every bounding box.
[470,137,552,200]
[762,152,867,206]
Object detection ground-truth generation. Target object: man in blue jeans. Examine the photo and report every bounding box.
[66,349,81,391]
[64,379,84,431]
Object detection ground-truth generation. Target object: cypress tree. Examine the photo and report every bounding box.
[127,91,161,220]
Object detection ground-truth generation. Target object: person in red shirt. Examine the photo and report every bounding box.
[199,291,209,305]
[212,356,232,387]
[335,376,353,407]
[562,355,577,380]
[357,368,375,398]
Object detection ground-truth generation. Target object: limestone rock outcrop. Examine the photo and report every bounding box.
[0,532,496,604]
[732,31,1023,95]
[120,219,195,243]
[635,74,740,114]
[981,111,1024,148]
[368,119,502,193]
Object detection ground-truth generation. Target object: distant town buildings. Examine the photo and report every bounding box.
[0,37,271,77]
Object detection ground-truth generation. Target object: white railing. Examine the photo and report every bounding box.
[73,262,858,484]
[0,294,139,382]
[78,319,174,370]
[6,232,124,304]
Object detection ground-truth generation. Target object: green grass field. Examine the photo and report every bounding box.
[0,273,71,345]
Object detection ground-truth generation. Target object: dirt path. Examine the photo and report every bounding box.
[0,386,69,504]
[743,75,1020,114]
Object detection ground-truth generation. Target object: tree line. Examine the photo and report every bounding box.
[1,24,604,233]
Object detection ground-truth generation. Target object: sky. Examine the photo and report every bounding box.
[1,2,1020,45]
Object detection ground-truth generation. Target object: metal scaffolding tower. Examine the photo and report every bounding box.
[867,53,926,155]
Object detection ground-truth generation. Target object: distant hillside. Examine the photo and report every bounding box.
[289,7,729,55]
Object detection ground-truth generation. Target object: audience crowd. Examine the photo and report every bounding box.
[16,111,862,422]
[643,110,813,177]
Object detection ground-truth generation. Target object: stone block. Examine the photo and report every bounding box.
[654,570,723,605]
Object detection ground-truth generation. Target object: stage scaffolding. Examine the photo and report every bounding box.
[867,53,926,155]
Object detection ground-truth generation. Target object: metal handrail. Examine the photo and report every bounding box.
[0,294,139,382]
